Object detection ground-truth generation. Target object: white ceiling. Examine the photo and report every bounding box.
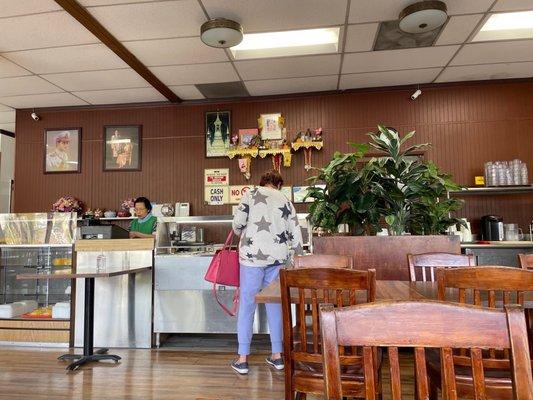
[0,0,532,134]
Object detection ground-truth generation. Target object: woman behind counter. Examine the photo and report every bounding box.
[129,197,157,238]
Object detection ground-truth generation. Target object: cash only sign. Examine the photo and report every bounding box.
[204,169,229,205]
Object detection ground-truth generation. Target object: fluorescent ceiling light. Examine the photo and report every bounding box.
[473,11,533,42]
[230,27,340,60]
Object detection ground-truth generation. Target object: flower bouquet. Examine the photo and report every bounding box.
[119,198,135,217]
[52,195,84,215]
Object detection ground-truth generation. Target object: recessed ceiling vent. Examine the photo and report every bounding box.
[195,81,250,99]
[399,1,448,34]
[374,20,442,51]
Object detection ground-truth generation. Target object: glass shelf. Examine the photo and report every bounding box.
[448,185,533,196]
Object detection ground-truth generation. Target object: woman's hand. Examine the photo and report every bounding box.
[129,231,140,238]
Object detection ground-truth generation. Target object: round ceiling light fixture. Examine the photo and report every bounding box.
[399,1,448,34]
[201,18,243,48]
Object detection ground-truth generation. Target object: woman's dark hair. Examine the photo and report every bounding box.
[259,170,283,188]
[134,197,152,211]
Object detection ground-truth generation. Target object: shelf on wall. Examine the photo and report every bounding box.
[448,185,533,196]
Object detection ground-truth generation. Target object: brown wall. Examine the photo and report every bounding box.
[14,80,533,233]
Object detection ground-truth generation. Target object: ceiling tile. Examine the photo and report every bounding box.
[86,1,206,41]
[436,62,533,82]
[349,0,493,23]
[0,123,15,132]
[169,85,205,100]
[73,87,165,105]
[344,23,379,53]
[492,0,533,12]
[0,110,15,124]
[42,69,149,91]
[0,104,13,111]
[0,93,88,108]
[150,63,239,86]
[3,44,128,74]
[245,75,338,96]
[123,37,229,67]
[0,0,61,18]
[451,40,533,65]
[435,14,484,45]
[0,76,63,97]
[235,54,341,80]
[342,46,459,74]
[340,68,442,89]
[79,0,154,5]
[0,11,98,52]
[202,0,347,32]
[0,56,31,79]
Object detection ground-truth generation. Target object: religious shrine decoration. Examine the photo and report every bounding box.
[257,113,292,173]
[291,127,324,171]
[227,129,260,180]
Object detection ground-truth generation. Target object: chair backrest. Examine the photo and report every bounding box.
[407,252,475,282]
[320,300,533,400]
[519,253,533,270]
[280,268,375,366]
[293,254,354,269]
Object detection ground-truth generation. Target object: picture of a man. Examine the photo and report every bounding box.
[45,129,81,173]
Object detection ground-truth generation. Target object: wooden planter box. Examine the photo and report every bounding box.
[313,235,460,280]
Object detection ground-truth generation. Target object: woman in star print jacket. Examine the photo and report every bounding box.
[230,170,303,375]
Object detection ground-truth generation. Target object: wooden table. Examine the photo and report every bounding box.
[17,266,151,371]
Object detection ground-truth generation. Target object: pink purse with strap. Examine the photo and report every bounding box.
[204,230,240,316]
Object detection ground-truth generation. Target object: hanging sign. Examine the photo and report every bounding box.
[204,186,229,205]
[229,185,253,204]
[204,169,229,186]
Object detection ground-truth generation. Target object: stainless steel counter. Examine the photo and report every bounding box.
[461,242,533,267]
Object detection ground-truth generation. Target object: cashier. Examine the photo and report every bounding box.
[129,197,157,238]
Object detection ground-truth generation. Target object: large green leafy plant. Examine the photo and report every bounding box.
[307,126,464,236]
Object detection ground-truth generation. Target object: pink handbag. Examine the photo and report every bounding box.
[204,230,240,316]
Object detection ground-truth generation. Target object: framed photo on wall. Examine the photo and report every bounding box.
[104,125,142,171]
[44,128,82,174]
[206,110,231,157]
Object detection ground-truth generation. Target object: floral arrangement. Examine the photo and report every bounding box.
[121,198,135,211]
[52,196,83,214]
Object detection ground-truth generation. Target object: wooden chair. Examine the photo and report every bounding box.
[280,267,379,400]
[293,254,354,269]
[430,266,533,399]
[320,300,533,400]
[407,252,475,282]
[519,253,533,270]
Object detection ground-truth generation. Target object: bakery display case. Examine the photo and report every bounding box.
[0,212,76,345]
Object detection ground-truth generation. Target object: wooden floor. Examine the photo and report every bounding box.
[0,347,414,399]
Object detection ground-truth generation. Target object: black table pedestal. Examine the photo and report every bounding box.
[58,277,121,370]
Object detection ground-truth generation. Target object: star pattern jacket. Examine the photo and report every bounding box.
[232,186,304,267]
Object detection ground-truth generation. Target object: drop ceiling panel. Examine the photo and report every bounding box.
[0,111,15,124]
[169,85,205,100]
[245,75,338,96]
[3,44,128,74]
[86,1,206,41]
[123,37,229,67]
[0,0,62,18]
[349,0,493,24]
[42,69,149,91]
[0,76,63,97]
[344,23,379,53]
[202,0,347,32]
[0,123,15,132]
[0,56,31,79]
[437,62,533,82]
[150,63,239,86]
[0,12,98,52]
[435,14,484,45]
[0,104,13,112]
[235,55,341,81]
[73,87,165,105]
[451,40,533,65]
[492,0,533,11]
[79,0,155,5]
[342,46,459,74]
[0,93,88,108]
[340,68,442,89]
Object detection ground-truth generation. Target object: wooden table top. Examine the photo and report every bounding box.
[16,266,152,280]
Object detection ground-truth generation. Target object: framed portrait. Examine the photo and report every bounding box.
[238,128,258,147]
[206,110,231,157]
[104,125,142,171]
[259,113,283,140]
[44,128,81,174]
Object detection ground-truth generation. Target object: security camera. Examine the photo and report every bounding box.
[31,112,40,121]
[411,89,422,100]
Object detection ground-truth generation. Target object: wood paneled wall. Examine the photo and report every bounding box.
[14,80,533,232]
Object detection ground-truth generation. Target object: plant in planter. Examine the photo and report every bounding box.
[308,125,464,236]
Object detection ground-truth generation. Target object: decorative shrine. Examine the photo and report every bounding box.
[291,128,324,170]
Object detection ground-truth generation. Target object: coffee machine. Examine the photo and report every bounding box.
[481,215,504,241]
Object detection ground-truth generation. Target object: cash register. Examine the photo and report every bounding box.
[80,220,129,239]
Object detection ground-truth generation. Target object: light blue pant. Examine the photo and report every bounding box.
[237,264,283,356]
